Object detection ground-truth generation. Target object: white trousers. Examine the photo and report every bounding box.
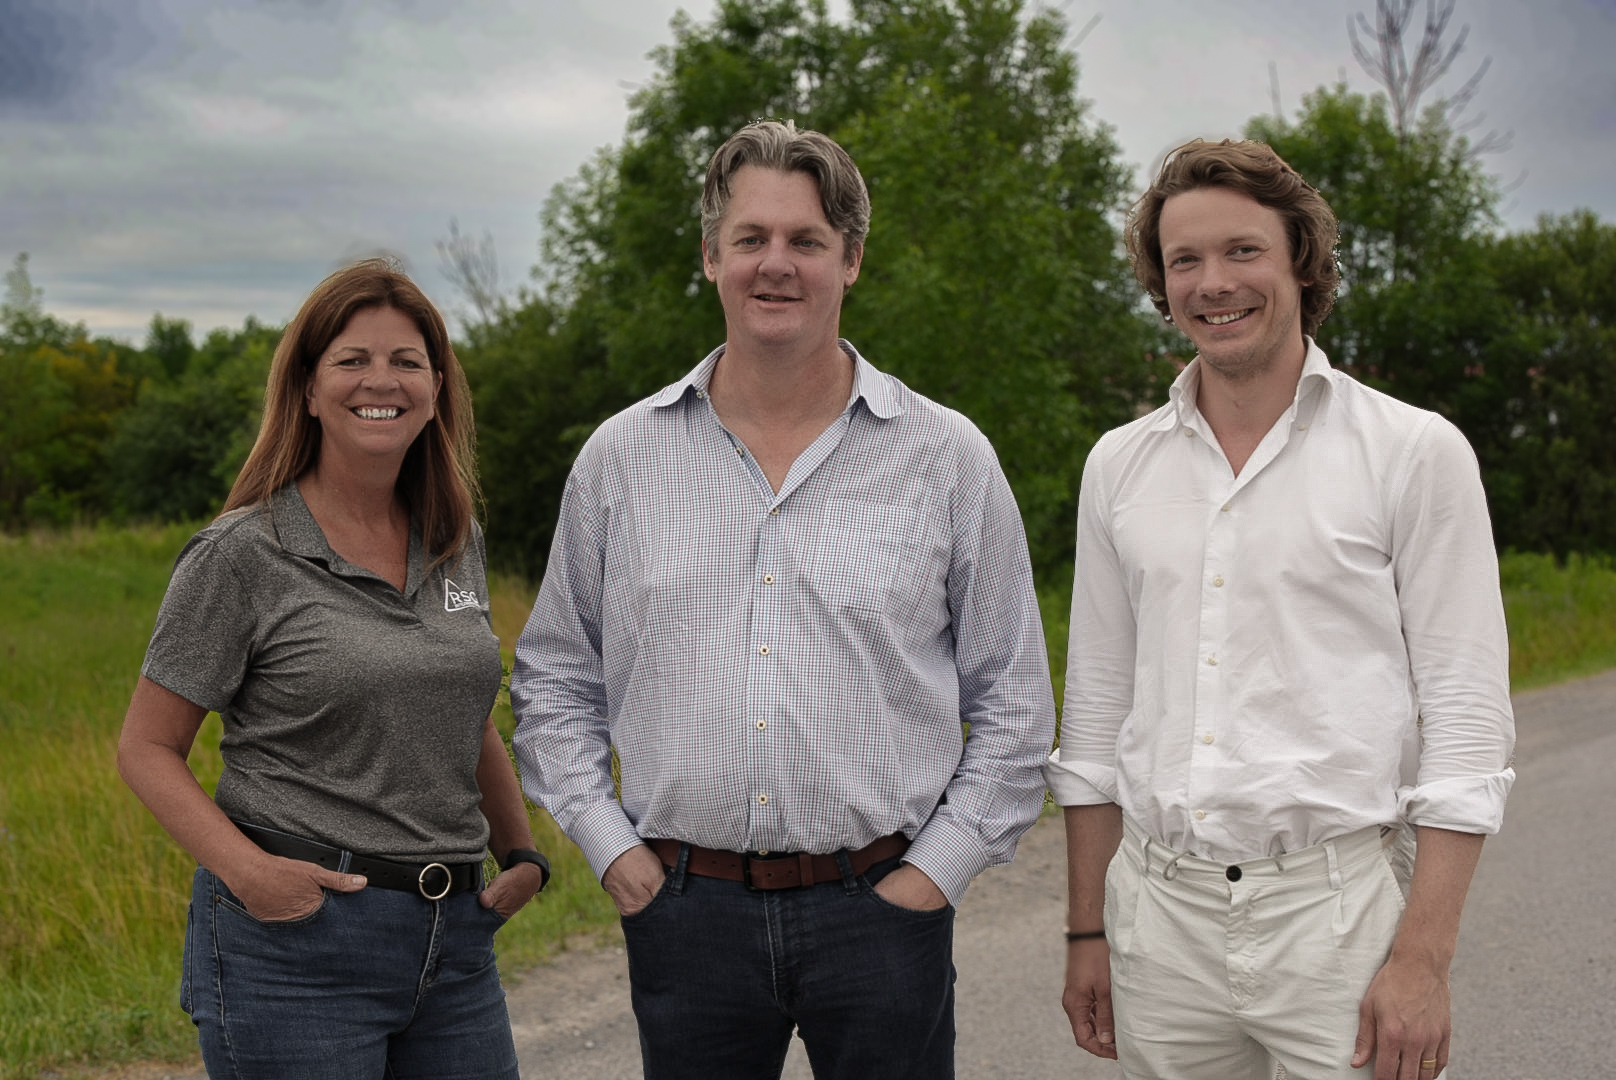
[1107,816,1415,1080]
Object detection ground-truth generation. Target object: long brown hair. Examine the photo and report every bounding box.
[1126,139,1341,337]
[224,258,478,571]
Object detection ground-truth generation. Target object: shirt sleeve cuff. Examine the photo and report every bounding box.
[1398,769,1516,835]
[1043,749,1119,807]
[903,816,990,907]
[566,800,648,882]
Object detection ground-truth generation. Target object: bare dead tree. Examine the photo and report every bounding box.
[1348,0,1509,155]
[436,219,501,329]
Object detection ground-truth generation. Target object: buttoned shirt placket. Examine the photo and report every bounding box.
[695,387,858,852]
[1181,386,1319,852]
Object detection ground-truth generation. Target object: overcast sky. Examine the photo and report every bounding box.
[4,0,1613,344]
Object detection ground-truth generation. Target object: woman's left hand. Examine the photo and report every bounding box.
[479,860,547,919]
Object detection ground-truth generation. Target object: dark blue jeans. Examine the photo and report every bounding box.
[183,867,519,1080]
[620,849,956,1079]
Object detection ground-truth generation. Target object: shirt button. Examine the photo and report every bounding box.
[1202,733,1215,744]
[1220,503,1232,513]
[1195,809,1207,821]
[736,446,745,456]
[1211,575,1224,588]
[758,645,771,656]
[763,574,775,585]
[1206,656,1218,666]
[769,507,779,516]
[757,794,769,805]
[756,719,767,731]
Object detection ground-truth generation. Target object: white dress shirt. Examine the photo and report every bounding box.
[512,342,1056,904]
[1045,341,1514,862]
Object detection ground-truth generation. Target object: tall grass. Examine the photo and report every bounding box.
[1,534,1612,1078]
[1500,551,1616,689]
[0,529,614,1080]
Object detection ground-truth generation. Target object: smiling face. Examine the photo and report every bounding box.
[305,305,441,472]
[1160,185,1307,385]
[702,165,861,359]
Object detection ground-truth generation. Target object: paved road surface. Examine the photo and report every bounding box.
[137,670,1614,1079]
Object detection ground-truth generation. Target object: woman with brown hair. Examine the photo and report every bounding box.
[118,259,545,1079]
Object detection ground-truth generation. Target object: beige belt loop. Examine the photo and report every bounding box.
[1325,837,1344,890]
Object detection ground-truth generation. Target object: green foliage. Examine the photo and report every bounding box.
[1246,84,1500,401]
[0,333,140,527]
[1477,212,1616,555]
[468,0,1167,580]
[106,319,278,522]
[1247,88,1616,555]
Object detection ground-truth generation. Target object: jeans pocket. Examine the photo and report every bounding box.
[860,879,955,921]
[619,874,676,926]
[213,873,332,928]
[479,896,511,928]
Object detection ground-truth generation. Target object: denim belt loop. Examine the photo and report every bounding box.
[336,850,353,874]
[668,843,691,896]
[833,848,860,894]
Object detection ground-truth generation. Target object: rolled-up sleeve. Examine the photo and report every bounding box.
[1389,416,1515,833]
[1044,441,1134,807]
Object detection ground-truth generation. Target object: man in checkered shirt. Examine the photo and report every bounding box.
[511,121,1056,1078]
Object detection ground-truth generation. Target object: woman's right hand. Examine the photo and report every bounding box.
[229,854,369,922]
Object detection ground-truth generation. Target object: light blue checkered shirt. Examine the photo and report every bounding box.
[510,341,1056,903]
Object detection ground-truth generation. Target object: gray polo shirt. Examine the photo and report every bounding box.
[142,484,504,862]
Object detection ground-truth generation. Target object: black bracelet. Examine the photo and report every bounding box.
[500,848,551,891]
[1065,928,1106,941]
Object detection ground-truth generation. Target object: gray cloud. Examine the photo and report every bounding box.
[3,0,1612,343]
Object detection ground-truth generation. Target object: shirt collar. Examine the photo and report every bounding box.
[270,481,426,595]
[648,339,902,421]
[271,482,334,561]
[1157,336,1332,431]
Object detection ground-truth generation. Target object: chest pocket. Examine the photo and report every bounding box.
[810,498,923,617]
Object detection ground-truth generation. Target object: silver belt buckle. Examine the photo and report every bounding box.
[417,862,452,900]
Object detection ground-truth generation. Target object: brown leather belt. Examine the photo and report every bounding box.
[647,834,909,890]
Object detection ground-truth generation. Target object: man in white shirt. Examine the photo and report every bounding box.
[1045,139,1514,1080]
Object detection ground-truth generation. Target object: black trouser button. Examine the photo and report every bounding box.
[1226,865,1243,881]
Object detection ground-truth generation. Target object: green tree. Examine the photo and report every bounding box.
[469,0,1164,580]
[106,319,278,521]
[0,256,142,525]
[1476,212,1616,554]
[1246,83,1501,411]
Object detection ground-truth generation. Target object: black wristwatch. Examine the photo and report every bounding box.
[500,848,551,891]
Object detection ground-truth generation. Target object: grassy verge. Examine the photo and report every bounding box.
[1,535,1612,1078]
[0,531,613,1080]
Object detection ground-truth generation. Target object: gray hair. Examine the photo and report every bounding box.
[700,120,871,265]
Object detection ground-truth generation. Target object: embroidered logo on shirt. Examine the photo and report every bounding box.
[444,579,480,612]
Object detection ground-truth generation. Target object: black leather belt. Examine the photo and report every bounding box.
[234,820,482,900]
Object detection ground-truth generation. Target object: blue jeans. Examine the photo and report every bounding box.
[620,849,956,1079]
[183,867,519,1080]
